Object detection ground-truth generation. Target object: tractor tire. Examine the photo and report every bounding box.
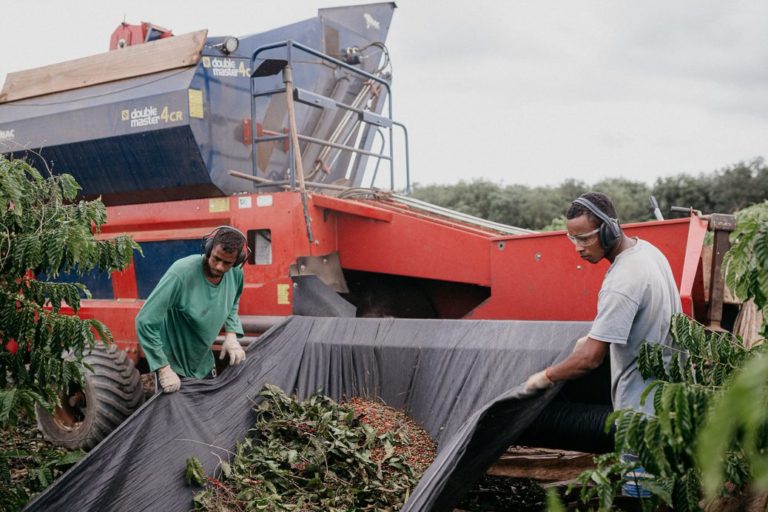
[35,342,145,450]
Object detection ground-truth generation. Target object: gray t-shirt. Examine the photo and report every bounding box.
[589,239,682,414]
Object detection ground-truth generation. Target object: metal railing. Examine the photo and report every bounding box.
[248,40,410,193]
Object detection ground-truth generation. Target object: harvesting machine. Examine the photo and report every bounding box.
[0,3,734,451]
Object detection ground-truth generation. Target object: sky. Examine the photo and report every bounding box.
[1,1,767,188]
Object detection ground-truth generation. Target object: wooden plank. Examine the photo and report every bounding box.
[0,30,207,104]
[487,446,596,482]
[708,229,731,329]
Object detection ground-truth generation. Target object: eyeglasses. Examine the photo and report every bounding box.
[566,228,600,247]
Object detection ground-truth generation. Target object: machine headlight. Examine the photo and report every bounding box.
[221,36,239,55]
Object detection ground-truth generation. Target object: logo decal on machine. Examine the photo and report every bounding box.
[363,13,380,30]
[0,129,15,141]
[201,57,250,78]
[120,105,183,128]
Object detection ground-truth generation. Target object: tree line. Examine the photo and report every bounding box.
[411,158,768,231]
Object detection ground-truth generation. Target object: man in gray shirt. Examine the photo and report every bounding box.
[524,192,681,414]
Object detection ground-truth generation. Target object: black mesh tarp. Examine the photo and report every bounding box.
[25,316,590,512]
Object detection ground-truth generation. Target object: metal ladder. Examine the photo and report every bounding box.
[246,40,411,193]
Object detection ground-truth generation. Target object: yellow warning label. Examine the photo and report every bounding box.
[188,89,204,119]
[208,198,229,213]
[277,284,291,305]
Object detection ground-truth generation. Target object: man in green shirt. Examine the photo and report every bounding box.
[136,227,247,393]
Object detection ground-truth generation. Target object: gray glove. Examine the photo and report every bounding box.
[220,332,246,365]
[158,365,181,393]
[524,369,554,393]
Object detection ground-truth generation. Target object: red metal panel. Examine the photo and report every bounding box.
[100,197,241,234]
[66,301,143,359]
[110,259,138,299]
[311,195,394,222]
[334,209,492,285]
[469,218,696,321]
[233,192,336,315]
[679,215,709,316]
[223,192,310,316]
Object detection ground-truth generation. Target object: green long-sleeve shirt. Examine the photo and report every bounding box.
[136,254,244,378]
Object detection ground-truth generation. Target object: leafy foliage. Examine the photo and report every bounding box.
[723,201,768,338]
[545,487,567,512]
[574,452,637,510]
[456,475,545,511]
[412,158,768,230]
[0,155,139,426]
[698,201,768,499]
[0,415,84,511]
[192,385,430,511]
[186,457,207,487]
[638,314,755,386]
[697,353,768,498]
[575,315,760,511]
[188,385,432,512]
[541,215,567,232]
[412,178,591,230]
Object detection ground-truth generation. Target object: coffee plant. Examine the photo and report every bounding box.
[575,314,761,511]
[698,201,768,499]
[0,155,138,426]
[723,201,768,339]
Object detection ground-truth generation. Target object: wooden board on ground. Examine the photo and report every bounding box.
[487,446,595,482]
[0,30,207,104]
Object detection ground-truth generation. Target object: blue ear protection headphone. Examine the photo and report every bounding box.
[572,197,622,251]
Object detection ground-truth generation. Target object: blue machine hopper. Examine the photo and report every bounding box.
[0,3,396,205]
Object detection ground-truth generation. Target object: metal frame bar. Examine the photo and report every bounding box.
[392,121,411,195]
[253,133,392,161]
[248,40,410,193]
[228,169,356,192]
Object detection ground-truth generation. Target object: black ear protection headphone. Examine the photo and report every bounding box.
[203,225,248,267]
[572,196,622,251]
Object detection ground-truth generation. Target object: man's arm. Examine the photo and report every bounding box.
[525,337,609,391]
[547,337,608,381]
[135,273,181,372]
[220,271,246,365]
[222,270,244,336]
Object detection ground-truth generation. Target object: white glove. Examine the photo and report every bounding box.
[220,332,245,365]
[158,365,181,393]
[524,369,554,393]
[572,336,589,353]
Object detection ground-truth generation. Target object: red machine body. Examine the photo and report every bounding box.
[67,190,710,363]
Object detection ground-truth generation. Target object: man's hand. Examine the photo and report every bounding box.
[524,369,554,393]
[220,332,246,365]
[158,365,181,393]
